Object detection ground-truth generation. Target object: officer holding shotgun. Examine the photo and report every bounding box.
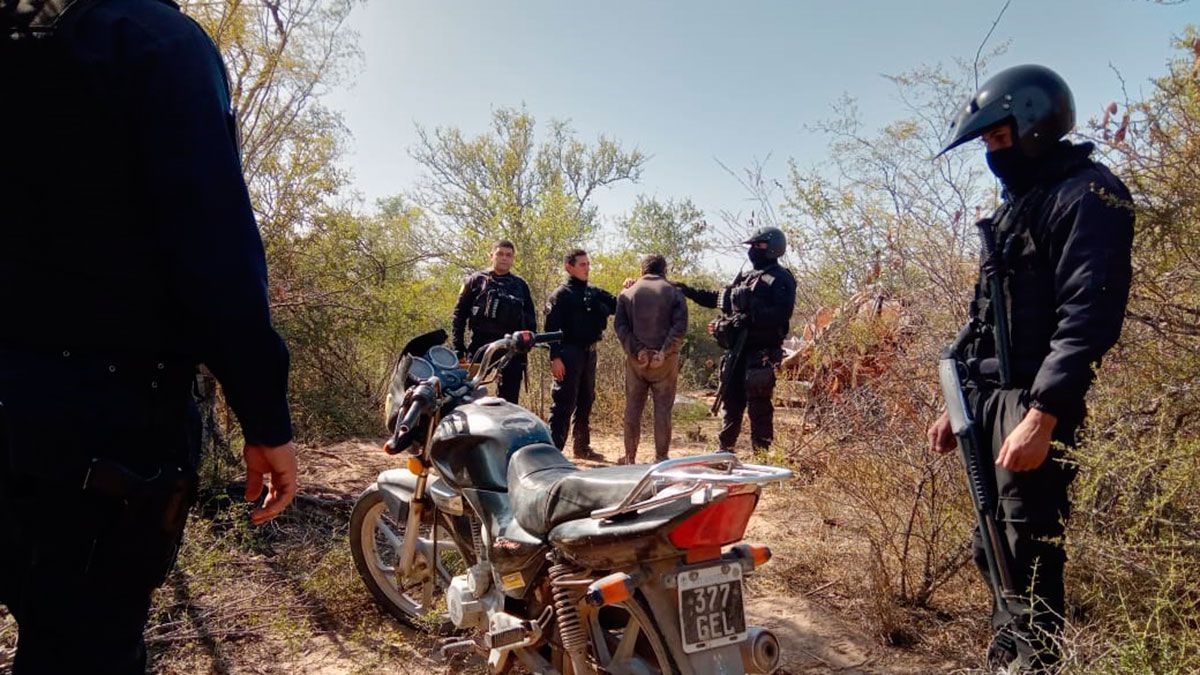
[929,65,1133,672]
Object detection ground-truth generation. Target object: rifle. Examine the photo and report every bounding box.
[976,217,1013,388]
[712,326,748,416]
[939,326,1026,634]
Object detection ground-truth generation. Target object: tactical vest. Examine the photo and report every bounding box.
[467,272,527,337]
[719,265,789,350]
[968,164,1092,388]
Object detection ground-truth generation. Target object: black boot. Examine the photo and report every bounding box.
[573,447,604,462]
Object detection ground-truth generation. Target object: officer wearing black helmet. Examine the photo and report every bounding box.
[929,65,1133,671]
[676,228,796,453]
[1,1,297,672]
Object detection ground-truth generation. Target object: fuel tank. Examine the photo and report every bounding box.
[429,397,553,491]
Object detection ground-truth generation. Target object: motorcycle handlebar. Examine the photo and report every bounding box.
[397,379,440,434]
[505,330,563,355]
[395,400,423,436]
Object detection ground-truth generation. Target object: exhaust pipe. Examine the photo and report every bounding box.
[741,626,781,674]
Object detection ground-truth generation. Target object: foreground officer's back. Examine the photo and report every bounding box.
[1,1,297,672]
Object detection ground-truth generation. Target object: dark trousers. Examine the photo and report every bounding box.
[623,354,678,462]
[970,387,1078,670]
[718,348,778,452]
[0,351,199,675]
[470,336,525,404]
[548,344,597,453]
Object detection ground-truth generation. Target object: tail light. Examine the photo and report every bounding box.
[669,493,759,550]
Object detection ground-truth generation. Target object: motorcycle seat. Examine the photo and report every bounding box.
[507,444,650,538]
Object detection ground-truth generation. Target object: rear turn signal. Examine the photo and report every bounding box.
[731,543,772,569]
[668,493,759,550]
[585,572,637,607]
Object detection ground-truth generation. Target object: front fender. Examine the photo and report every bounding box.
[374,468,464,520]
[375,468,420,520]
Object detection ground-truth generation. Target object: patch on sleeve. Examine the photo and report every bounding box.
[760,274,776,286]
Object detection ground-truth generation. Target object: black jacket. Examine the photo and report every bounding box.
[543,277,617,359]
[681,262,797,351]
[0,0,292,445]
[451,270,537,352]
[969,142,1134,423]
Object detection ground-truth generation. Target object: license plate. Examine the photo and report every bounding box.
[677,563,748,653]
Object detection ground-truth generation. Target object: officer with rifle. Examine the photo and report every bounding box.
[929,65,1134,672]
[452,239,537,404]
[676,227,796,454]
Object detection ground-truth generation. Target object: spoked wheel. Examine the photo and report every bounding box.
[349,485,466,625]
[587,598,677,675]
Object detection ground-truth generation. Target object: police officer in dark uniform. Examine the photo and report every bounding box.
[451,239,537,403]
[929,65,1134,672]
[676,228,796,453]
[544,248,617,460]
[1,1,298,672]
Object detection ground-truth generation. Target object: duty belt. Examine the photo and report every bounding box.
[0,345,196,392]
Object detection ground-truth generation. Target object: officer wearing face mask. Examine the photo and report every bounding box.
[1,1,297,673]
[928,65,1134,672]
[676,228,796,454]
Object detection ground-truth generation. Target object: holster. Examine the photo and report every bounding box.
[82,457,197,535]
[76,456,198,584]
[744,348,780,398]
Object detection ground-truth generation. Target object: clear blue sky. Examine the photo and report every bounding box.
[325,0,1196,229]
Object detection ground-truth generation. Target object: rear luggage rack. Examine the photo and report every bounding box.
[590,454,792,520]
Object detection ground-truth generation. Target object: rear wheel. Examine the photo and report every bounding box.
[348,485,465,626]
[586,598,677,675]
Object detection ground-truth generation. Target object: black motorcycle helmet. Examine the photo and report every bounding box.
[937,64,1075,158]
[742,226,786,259]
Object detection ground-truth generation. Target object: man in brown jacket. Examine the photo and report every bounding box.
[614,255,688,464]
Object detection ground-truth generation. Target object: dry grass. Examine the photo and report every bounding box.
[145,486,445,675]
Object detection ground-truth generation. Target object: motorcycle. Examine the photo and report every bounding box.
[349,328,791,674]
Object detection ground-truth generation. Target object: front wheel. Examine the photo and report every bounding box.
[348,485,464,625]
